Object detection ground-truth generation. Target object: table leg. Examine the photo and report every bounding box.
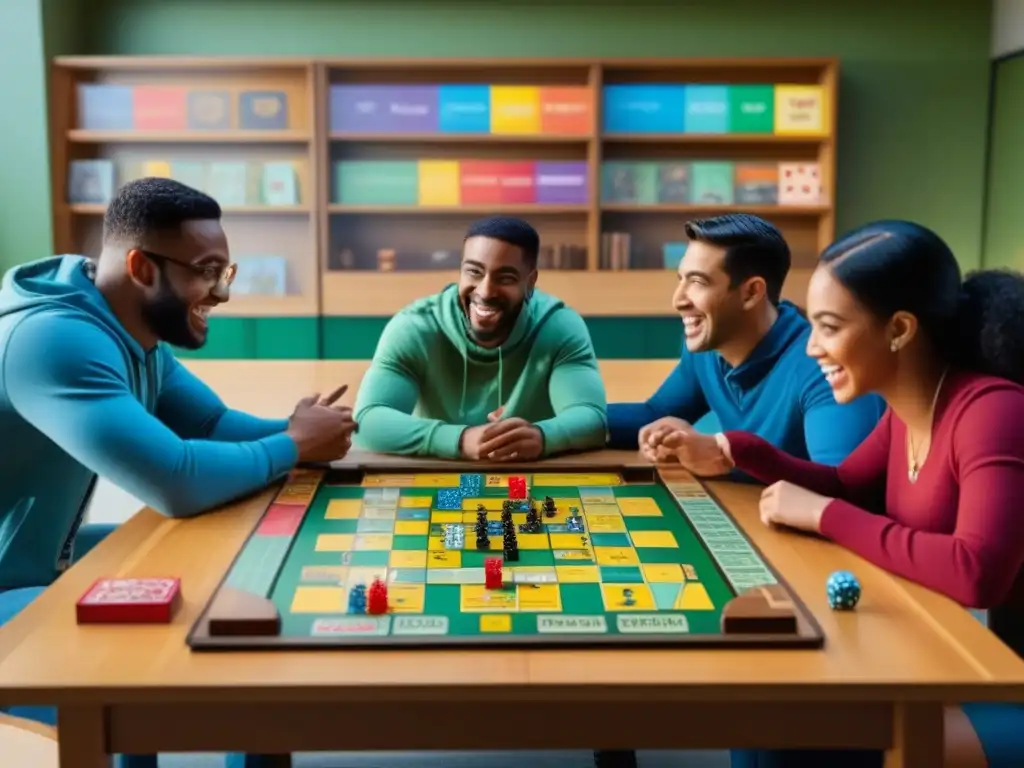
[884,703,944,768]
[57,705,108,768]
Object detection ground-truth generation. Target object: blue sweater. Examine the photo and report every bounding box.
[0,255,297,590]
[607,301,885,466]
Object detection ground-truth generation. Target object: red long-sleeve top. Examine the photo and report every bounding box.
[725,370,1024,625]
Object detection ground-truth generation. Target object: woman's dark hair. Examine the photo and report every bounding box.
[820,219,1024,385]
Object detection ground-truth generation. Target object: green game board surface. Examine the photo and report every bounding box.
[187,465,823,649]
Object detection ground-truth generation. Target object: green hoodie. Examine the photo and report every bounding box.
[353,284,608,459]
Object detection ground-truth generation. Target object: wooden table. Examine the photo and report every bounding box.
[1,448,1023,768]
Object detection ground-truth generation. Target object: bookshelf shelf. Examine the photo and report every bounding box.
[50,56,838,325]
[67,130,311,144]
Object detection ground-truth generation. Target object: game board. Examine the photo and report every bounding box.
[187,463,824,649]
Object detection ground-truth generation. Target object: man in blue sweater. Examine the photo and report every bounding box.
[607,213,884,469]
[0,178,355,767]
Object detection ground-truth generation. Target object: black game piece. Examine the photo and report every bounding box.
[543,495,557,517]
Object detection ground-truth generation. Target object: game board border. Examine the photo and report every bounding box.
[186,459,825,651]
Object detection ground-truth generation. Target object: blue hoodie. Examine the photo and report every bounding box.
[0,255,298,590]
[606,301,886,466]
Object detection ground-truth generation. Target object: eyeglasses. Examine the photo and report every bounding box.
[140,249,237,287]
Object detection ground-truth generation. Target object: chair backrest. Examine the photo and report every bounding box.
[0,713,58,768]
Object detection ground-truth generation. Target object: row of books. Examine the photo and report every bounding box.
[332,243,589,272]
[602,161,823,206]
[77,84,290,131]
[334,159,588,206]
[67,158,301,207]
[603,233,690,271]
[332,83,825,136]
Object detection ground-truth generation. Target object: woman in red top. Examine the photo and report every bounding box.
[648,220,1024,768]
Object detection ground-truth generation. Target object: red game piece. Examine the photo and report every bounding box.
[485,557,503,589]
[367,577,388,614]
[508,476,527,499]
[76,577,182,624]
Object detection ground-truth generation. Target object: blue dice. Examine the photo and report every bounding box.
[826,570,861,610]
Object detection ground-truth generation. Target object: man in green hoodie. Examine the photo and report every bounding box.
[353,216,608,461]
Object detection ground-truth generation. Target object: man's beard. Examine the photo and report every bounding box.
[142,283,203,350]
[466,299,522,345]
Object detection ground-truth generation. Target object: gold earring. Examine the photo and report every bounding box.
[890,340,899,352]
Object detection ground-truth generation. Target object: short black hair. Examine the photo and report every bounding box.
[464,216,540,268]
[103,177,221,245]
[684,213,791,304]
[821,219,1024,385]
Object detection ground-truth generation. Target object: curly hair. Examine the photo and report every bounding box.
[464,216,540,268]
[103,177,221,245]
[820,219,1024,385]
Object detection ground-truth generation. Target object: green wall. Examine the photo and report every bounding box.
[1,0,995,359]
[983,53,1024,270]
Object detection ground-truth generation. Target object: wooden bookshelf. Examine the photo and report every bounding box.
[49,56,838,320]
[49,57,321,317]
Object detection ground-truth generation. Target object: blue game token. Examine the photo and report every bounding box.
[826,570,861,610]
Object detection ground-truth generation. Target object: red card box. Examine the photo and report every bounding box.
[76,577,182,624]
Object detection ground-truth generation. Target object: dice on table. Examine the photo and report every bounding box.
[367,578,388,614]
[826,570,861,610]
[485,557,503,589]
[508,476,527,500]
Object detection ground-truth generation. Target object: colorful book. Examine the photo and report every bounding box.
[460,160,503,204]
[76,84,133,130]
[536,161,588,204]
[262,162,299,205]
[438,85,490,133]
[690,162,735,204]
[239,90,288,130]
[335,160,418,205]
[207,162,249,206]
[171,161,207,193]
[774,85,826,135]
[656,162,690,203]
[778,162,822,204]
[133,86,188,130]
[728,85,774,133]
[142,160,172,179]
[735,163,778,204]
[601,161,657,204]
[232,255,289,296]
[683,85,728,133]
[490,86,540,134]
[663,241,688,270]
[187,91,232,130]
[539,87,591,134]
[417,160,460,205]
[330,85,438,133]
[602,85,686,133]
[67,160,115,203]
[497,161,536,203]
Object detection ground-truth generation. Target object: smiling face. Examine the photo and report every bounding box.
[672,240,749,353]
[458,235,537,347]
[805,264,896,402]
[134,219,232,349]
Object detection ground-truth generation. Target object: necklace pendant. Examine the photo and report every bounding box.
[908,465,918,483]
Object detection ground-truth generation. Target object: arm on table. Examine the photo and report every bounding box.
[156,350,288,441]
[606,347,709,449]
[820,389,1024,608]
[801,372,887,466]
[725,410,892,505]
[532,311,608,456]
[4,316,297,518]
[353,313,466,458]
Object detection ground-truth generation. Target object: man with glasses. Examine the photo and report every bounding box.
[0,177,354,767]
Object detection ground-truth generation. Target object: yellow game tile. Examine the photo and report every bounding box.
[533,473,621,486]
[431,511,464,524]
[291,586,346,613]
[428,536,445,551]
[518,584,562,611]
[585,513,627,533]
[480,614,512,632]
[601,584,655,611]
[300,565,347,584]
[399,496,432,508]
[462,497,504,510]
[354,534,393,551]
[324,499,362,519]
[617,497,663,517]
[461,584,518,612]
[485,474,511,487]
[315,533,355,552]
[642,564,684,583]
[414,474,462,487]
[390,550,428,568]
[428,550,461,568]
[387,584,425,613]
[553,550,591,562]
[549,533,589,550]
[630,531,678,549]
[517,534,548,550]
[555,565,600,583]
[363,474,415,486]
[676,582,715,610]
[595,547,640,566]
[394,520,429,536]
